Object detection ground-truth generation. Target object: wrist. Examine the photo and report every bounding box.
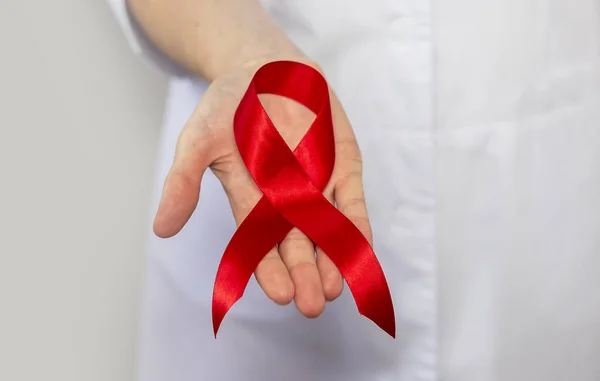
[191,24,316,81]
[199,46,314,82]
[240,53,321,74]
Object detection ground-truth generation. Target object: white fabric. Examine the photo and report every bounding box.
[105,0,188,77]
[107,1,600,380]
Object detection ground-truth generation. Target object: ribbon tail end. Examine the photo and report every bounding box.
[386,325,396,339]
[374,316,396,339]
[212,315,222,338]
[359,305,396,339]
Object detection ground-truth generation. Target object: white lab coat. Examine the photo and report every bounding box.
[107,1,600,380]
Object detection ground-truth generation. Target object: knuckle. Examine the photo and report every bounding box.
[342,197,367,211]
[336,170,363,192]
[167,169,197,193]
[335,139,363,165]
[288,260,318,273]
[284,229,311,244]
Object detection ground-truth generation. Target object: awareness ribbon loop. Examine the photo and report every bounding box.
[212,61,396,338]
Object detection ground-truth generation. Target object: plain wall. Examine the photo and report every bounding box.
[0,1,167,380]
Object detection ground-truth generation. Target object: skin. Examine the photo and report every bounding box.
[129,0,373,318]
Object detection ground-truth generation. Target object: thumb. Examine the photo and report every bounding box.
[153,117,214,238]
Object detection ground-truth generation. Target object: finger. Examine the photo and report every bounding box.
[153,120,213,238]
[316,250,344,301]
[255,247,295,305]
[334,170,373,245]
[315,191,343,301]
[328,93,372,243]
[218,152,296,308]
[279,227,325,318]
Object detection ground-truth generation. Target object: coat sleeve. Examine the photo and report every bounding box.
[105,0,190,77]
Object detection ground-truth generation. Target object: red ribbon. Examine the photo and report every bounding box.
[212,61,396,338]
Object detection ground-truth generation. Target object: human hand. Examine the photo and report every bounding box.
[154,57,373,318]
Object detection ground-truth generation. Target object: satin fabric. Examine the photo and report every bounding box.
[107,0,600,380]
[213,61,394,337]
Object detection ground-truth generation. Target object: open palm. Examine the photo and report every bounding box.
[153,59,372,318]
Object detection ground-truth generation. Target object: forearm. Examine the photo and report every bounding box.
[128,0,304,81]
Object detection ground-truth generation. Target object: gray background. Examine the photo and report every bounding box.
[0,1,166,380]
